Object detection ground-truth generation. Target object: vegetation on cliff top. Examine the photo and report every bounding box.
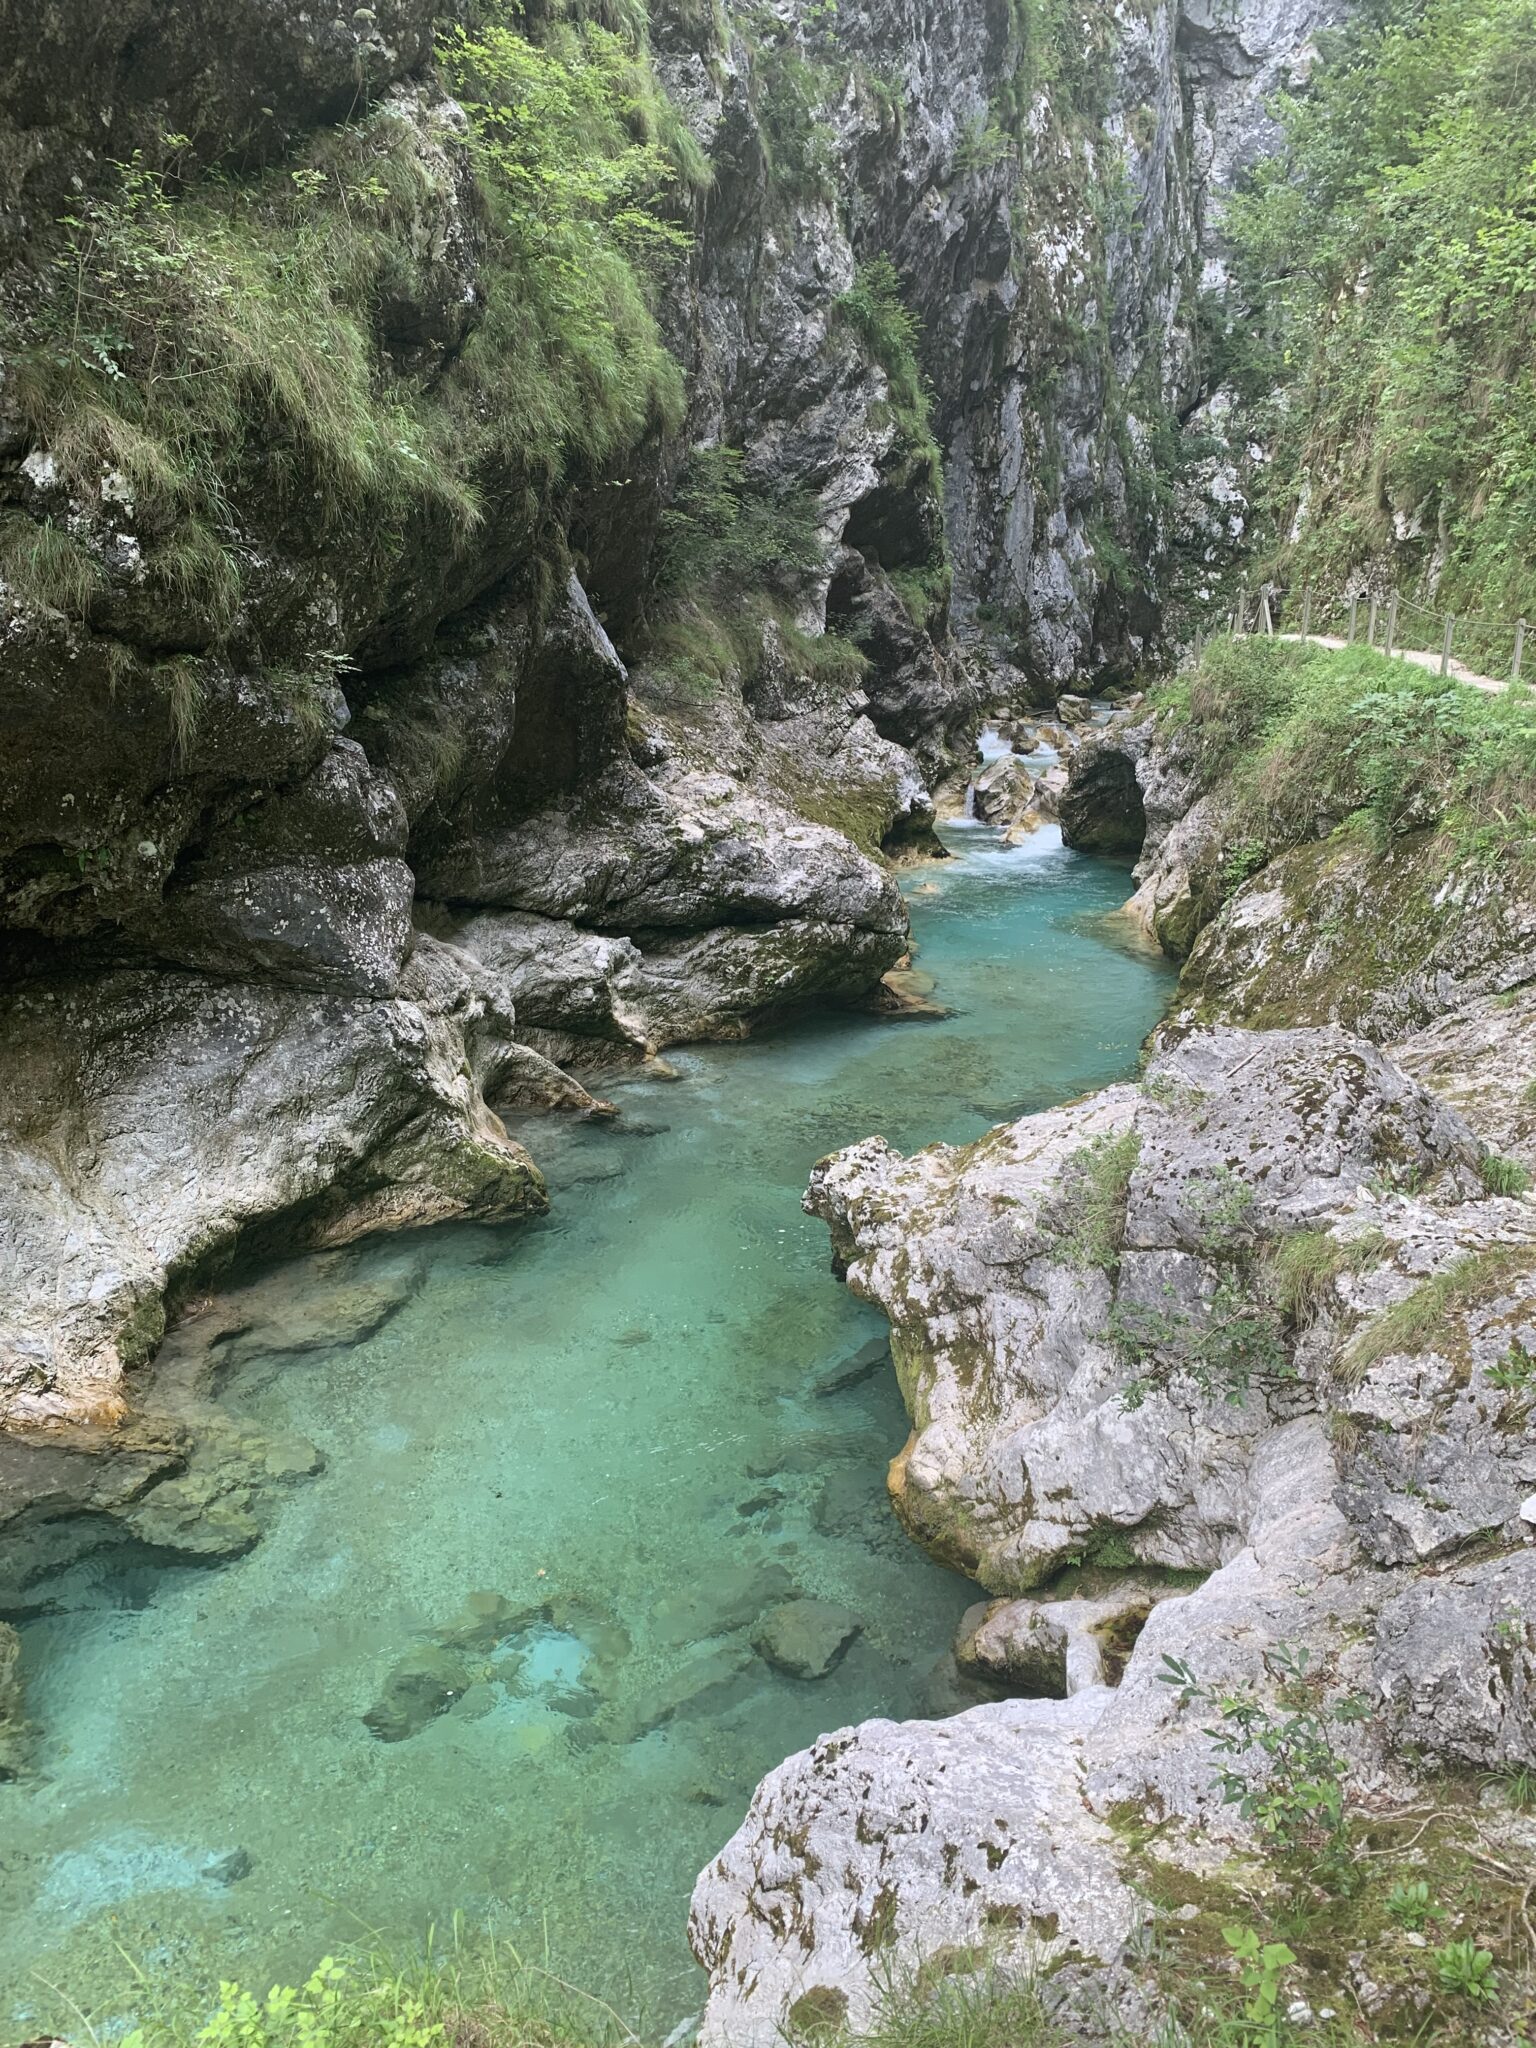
[1156,636,1536,868]
[1225,0,1536,641]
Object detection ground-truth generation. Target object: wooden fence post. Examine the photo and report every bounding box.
[1515,619,1527,686]
[1367,597,1379,648]
[1237,586,1249,637]
[1440,615,1454,677]
[1385,594,1398,657]
[1302,585,1313,639]
[1348,596,1359,645]
[1260,592,1275,636]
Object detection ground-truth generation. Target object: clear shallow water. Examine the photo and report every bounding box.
[1,823,1173,2032]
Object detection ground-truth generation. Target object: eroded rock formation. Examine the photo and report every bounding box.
[693,1023,1536,2038]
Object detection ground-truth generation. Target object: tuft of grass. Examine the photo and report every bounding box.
[1341,1243,1536,1381]
[1056,1129,1141,1275]
[1480,1152,1533,1198]
[810,1968,1059,2048]
[0,516,107,615]
[74,1928,638,2048]
[1266,1226,1386,1324]
[1483,1762,1536,1813]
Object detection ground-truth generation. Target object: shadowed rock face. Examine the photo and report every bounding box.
[0,0,443,250]
[1059,733,1148,854]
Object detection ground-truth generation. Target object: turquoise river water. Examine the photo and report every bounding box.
[1,814,1173,2034]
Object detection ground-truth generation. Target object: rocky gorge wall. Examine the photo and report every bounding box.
[0,0,1338,1447]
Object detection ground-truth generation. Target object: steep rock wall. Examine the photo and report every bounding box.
[0,2,1341,1444]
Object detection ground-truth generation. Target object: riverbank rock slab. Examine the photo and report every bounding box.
[689,1695,1139,2048]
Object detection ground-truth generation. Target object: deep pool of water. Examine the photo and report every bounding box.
[1,822,1173,2032]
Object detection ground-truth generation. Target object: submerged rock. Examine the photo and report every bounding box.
[805,1337,891,1400]
[362,1646,473,1744]
[0,1620,29,1779]
[751,1600,863,1681]
[651,1563,795,1648]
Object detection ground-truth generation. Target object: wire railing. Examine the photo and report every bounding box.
[1191,583,1528,691]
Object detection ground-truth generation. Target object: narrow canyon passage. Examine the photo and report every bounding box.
[1,821,1172,2031]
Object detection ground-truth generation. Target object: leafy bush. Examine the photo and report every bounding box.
[1161,1645,1368,1871]
[656,447,828,594]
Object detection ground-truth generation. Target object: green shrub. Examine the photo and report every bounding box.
[656,446,828,595]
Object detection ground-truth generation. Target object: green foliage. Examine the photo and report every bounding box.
[1155,637,1536,867]
[1484,1762,1536,1811]
[1488,1341,1536,1390]
[644,445,861,701]
[4,3,692,658]
[1111,1273,1289,1411]
[1265,1226,1385,1324]
[887,562,953,634]
[1217,837,1269,894]
[1480,1152,1533,1196]
[1160,1645,1367,1872]
[1056,1129,1141,1274]
[744,18,840,200]
[0,515,107,615]
[836,258,941,483]
[1384,1879,1439,1931]
[817,1969,1059,2047]
[99,1929,635,2048]
[954,113,1013,174]
[1432,1937,1499,2004]
[657,446,827,594]
[1225,0,1536,628]
[1106,1167,1305,1410]
[1221,1923,1299,2048]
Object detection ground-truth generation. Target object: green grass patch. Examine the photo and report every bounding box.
[1480,1153,1533,1197]
[1154,637,1536,867]
[1266,1226,1387,1323]
[1055,1129,1141,1274]
[1341,1242,1536,1380]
